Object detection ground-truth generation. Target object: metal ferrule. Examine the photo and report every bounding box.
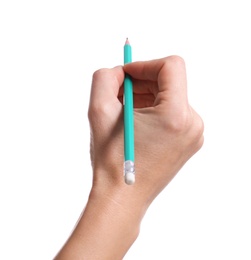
[124,160,135,175]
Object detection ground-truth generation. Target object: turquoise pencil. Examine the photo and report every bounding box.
[124,38,135,185]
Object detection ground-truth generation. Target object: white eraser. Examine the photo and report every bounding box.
[125,172,135,185]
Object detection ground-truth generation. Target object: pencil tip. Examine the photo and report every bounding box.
[125,38,130,45]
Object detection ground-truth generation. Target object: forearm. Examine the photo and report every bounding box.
[54,174,146,260]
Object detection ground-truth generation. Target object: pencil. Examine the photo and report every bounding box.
[124,38,135,185]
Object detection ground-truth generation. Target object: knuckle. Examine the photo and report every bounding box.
[195,117,205,148]
[167,55,185,66]
[162,55,186,72]
[88,103,107,123]
[92,68,109,82]
[189,113,205,151]
[167,111,190,133]
[193,114,204,139]
[166,108,204,146]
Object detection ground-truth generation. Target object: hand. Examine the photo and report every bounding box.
[54,56,204,260]
[88,55,204,204]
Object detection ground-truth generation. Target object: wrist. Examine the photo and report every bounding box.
[74,179,146,259]
[89,169,149,221]
[55,171,147,260]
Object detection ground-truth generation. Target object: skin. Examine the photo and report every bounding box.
[54,56,204,260]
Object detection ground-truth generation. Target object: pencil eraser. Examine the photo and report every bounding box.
[125,172,135,185]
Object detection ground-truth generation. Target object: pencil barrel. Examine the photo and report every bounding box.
[124,74,134,161]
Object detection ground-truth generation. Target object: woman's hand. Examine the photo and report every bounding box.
[54,56,204,260]
[88,56,204,206]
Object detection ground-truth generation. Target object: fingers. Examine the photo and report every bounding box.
[118,80,158,98]
[89,55,188,117]
[124,56,188,105]
[89,66,124,115]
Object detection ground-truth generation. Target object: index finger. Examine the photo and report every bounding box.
[123,55,188,99]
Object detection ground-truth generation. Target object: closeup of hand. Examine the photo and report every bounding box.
[88,55,204,205]
[55,55,204,260]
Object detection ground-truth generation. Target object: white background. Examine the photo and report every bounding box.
[0,0,251,259]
